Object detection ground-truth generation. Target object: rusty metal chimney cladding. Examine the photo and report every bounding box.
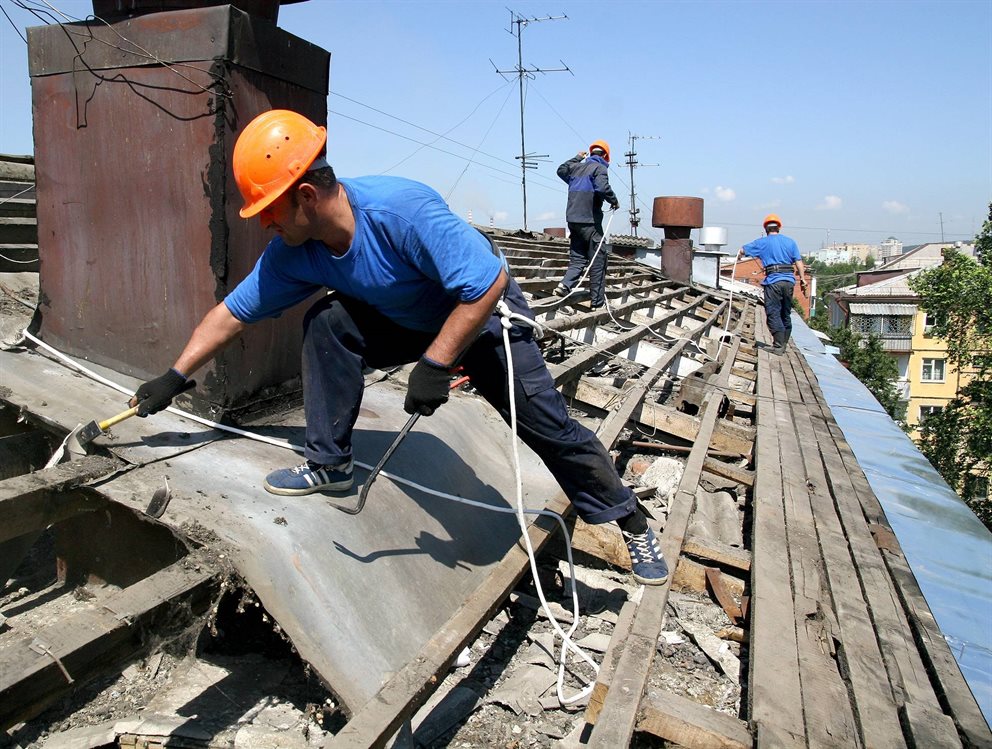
[27,1,327,420]
[651,196,704,286]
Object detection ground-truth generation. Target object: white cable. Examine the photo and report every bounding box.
[496,300,599,704]
[22,323,599,702]
[717,253,741,358]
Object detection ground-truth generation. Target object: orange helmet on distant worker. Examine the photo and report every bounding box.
[233,110,327,218]
[589,140,611,163]
[763,213,782,230]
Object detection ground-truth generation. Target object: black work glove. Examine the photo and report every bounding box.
[609,199,620,211]
[404,357,451,416]
[133,368,195,417]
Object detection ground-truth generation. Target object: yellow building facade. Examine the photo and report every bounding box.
[905,308,969,437]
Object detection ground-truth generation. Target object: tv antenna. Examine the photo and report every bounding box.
[491,9,570,231]
[624,133,660,236]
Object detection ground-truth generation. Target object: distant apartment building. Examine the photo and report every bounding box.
[879,236,903,260]
[826,242,977,434]
[813,242,877,264]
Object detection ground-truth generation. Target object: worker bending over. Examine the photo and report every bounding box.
[130,110,669,586]
[737,214,808,354]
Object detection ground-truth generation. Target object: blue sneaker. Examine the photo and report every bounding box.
[264,459,354,496]
[622,527,670,585]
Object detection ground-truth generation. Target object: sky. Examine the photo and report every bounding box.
[0,0,990,253]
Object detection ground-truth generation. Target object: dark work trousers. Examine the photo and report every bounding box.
[561,222,609,307]
[300,279,636,525]
[763,280,795,338]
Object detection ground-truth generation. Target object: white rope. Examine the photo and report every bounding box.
[496,300,599,704]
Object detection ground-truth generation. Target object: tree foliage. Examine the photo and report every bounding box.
[827,325,904,420]
[805,256,874,332]
[909,202,992,528]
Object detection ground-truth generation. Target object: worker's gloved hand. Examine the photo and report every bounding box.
[609,199,620,211]
[404,356,451,416]
[133,368,193,417]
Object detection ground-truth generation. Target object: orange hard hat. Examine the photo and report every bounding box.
[233,110,327,218]
[589,140,611,162]
[763,213,782,229]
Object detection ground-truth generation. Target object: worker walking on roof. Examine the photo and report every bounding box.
[737,214,808,355]
[553,141,620,309]
[128,110,669,586]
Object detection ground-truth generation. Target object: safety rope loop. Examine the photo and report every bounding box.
[496,299,546,340]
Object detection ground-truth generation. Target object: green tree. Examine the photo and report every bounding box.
[909,202,992,528]
[828,325,905,420]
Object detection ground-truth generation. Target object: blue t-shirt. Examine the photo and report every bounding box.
[741,233,802,285]
[224,176,505,332]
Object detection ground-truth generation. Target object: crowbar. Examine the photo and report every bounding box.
[328,374,471,515]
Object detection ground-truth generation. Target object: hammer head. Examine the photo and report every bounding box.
[64,420,104,460]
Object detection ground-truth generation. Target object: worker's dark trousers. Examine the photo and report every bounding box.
[299,279,636,525]
[763,280,795,340]
[561,222,608,307]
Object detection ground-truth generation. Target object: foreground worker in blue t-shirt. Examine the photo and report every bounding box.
[129,110,668,585]
[737,214,808,354]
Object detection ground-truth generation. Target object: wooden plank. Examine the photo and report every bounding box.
[747,334,805,747]
[324,496,572,749]
[787,357,950,720]
[565,378,755,456]
[0,550,218,730]
[584,599,638,725]
[0,457,117,543]
[683,534,751,572]
[541,288,686,333]
[791,354,990,748]
[770,358,862,748]
[673,557,745,597]
[636,689,753,749]
[779,353,907,748]
[701,459,755,488]
[705,568,743,623]
[587,338,743,748]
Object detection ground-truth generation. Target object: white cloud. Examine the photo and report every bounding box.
[882,200,909,215]
[758,199,782,210]
[493,211,509,223]
[817,195,842,210]
[715,186,736,202]
[771,175,795,185]
[537,211,557,221]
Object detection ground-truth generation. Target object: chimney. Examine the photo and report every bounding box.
[651,197,704,285]
[28,2,330,420]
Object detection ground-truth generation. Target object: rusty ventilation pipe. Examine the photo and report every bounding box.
[651,196,703,286]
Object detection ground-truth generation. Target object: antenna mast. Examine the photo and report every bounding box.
[623,132,660,236]
[492,10,569,231]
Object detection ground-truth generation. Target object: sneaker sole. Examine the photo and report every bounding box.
[263,477,355,496]
[632,571,669,586]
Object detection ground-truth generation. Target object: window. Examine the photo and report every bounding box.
[919,405,943,421]
[921,358,946,382]
[882,316,912,336]
[923,311,944,336]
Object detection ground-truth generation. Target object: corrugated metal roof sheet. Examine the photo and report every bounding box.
[849,303,917,315]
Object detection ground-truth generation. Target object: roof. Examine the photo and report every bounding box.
[849,302,917,315]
